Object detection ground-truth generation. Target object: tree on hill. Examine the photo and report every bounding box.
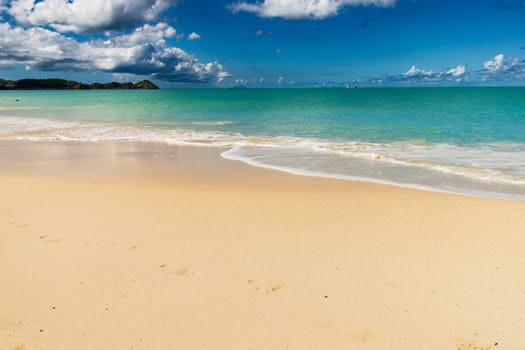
[0,78,159,90]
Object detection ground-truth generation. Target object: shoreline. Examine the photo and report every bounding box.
[1,138,524,202]
[2,140,525,350]
[221,146,524,202]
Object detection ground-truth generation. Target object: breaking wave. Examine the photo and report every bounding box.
[1,116,525,200]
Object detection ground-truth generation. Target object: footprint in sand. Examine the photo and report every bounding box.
[44,238,63,244]
[127,245,139,252]
[248,279,288,293]
[17,224,29,229]
[271,283,288,292]
[351,329,377,342]
[457,340,495,350]
[160,264,193,277]
[39,235,63,244]
[11,345,25,350]
[174,268,192,276]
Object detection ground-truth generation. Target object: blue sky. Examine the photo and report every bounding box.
[1,0,525,87]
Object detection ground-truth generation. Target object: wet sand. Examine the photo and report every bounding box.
[1,141,525,350]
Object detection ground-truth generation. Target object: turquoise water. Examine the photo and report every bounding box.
[1,88,525,199]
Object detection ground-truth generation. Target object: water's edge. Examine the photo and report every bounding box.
[2,86,525,201]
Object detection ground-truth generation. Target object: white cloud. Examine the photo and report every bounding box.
[447,64,466,77]
[403,65,433,78]
[217,71,232,82]
[277,76,284,84]
[401,64,467,82]
[255,29,264,36]
[0,22,229,83]
[7,0,178,33]
[483,54,506,73]
[229,0,395,19]
[481,54,525,80]
[187,32,202,41]
[111,72,146,82]
[359,64,468,86]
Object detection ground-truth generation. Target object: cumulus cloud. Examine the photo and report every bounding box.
[229,0,395,19]
[234,78,248,86]
[447,64,466,77]
[483,54,506,73]
[480,54,525,80]
[0,22,229,83]
[401,64,467,82]
[6,0,178,33]
[356,55,525,86]
[187,32,202,40]
[402,65,433,78]
[356,64,468,86]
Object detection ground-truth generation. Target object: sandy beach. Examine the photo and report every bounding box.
[1,140,525,350]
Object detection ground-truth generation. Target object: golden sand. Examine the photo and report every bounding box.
[1,141,525,350]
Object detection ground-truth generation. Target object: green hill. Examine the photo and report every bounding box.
[0,78,159,90]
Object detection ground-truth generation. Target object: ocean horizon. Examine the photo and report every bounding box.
[1,86,524,200]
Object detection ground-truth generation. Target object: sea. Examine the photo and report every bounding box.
[1,87,525,200]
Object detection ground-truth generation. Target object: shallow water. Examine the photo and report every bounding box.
[1,87,524,199]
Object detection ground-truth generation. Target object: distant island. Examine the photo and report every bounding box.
[0,78,158,90]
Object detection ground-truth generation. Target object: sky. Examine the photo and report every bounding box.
[1,0,525,87]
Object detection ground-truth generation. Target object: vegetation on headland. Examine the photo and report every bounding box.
[0,78,158,90]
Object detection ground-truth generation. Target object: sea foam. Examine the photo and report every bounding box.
[1,115,525,200]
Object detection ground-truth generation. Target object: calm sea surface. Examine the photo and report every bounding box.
[1,87,525,199]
